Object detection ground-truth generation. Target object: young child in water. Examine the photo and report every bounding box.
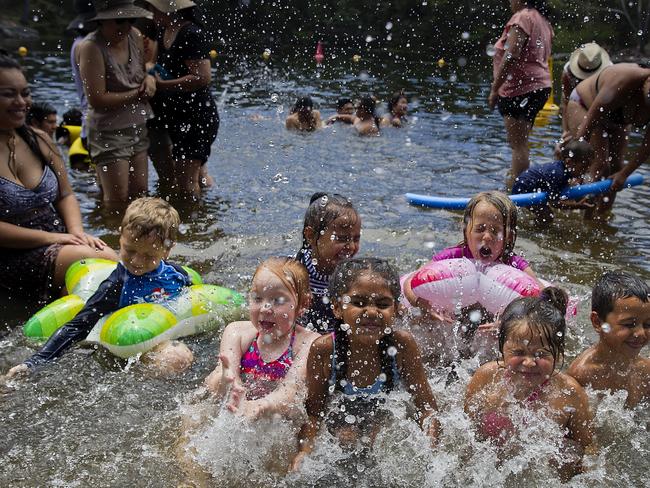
[285,96,322,132]
[381,91,408,128]
[204,257,320,418]
[567,271,650,408]
[512,140,595,225]
[291,258,439,471]
[464,288,593,480]
[295,192,362,333]
[353,96,381,136]
[402,191,538,360]
[7,197,194,377]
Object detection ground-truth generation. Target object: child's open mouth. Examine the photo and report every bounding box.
[259,320,275,331]
[479,246,492,259]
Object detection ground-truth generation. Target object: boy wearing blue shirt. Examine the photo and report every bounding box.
[9,197,194,374]
[512,140,594,225]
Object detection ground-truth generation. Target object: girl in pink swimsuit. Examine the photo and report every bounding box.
[204,257,320,419]
[464,287,594,481]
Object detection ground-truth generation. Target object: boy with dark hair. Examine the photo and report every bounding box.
[568,271,650,407]
[27,101,58,138]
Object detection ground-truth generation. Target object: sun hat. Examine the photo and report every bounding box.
[90,0,152,21]
[137,0,196,13]
[65,0,97,34]
[568,42,612,80]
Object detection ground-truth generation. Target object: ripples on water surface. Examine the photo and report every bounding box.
[1,52,648,487]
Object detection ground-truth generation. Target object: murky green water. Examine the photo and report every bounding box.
[1,50,648,487]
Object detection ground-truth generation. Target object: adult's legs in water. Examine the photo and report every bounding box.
[504,116,533,177]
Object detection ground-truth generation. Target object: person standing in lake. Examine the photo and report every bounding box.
[79,0,155,210]
[141,0,219,198]
[489,0,553,180]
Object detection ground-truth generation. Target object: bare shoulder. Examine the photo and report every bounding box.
[224,320,256,332]
[310,333,334,356]
[294,326,320,351]
[555,371,589,400]
[78,38,100,55]
[566,347,598,385]
[633,356,650,377]
[470,361,501,386]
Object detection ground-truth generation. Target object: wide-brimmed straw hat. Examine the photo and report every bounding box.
[137,0,196,13]
[568,42,612,80]
[66,0,97,34]
[90,0,152,21]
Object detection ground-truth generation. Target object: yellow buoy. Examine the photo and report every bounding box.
[352,54,361,63]
[18,46,28,57]
[209,49,217,59]
[534,57,560,126]
[437,58,446,68]
[262,48,271,61]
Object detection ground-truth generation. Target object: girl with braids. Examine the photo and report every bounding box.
[295,192,361,334]
[291,258,439,471]
[0,52,117,303]
[465,288,593,481]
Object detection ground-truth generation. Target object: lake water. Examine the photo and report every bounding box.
[1,49,648,487]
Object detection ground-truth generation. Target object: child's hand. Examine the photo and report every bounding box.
[558,197,595,210]
[413,298,455,324]
[5,364,29,379]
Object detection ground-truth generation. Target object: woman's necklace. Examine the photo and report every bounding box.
[4,131,18,180]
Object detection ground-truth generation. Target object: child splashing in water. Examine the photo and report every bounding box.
[296,192,361,333]
[204,257,320,418]
[465,288,593,481]
[291,258,439,471]
[402,191,539,362]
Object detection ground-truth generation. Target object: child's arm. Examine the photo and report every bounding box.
[463,362,498,420]
[394,330,440,443]
[565,377,595,452]
[290,336,332,471]
[229,329,320,419]
[204,321,254,396]
[7,270,124,376]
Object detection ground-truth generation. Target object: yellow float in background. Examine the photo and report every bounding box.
[534,57,560,127]
[18,46,28,57]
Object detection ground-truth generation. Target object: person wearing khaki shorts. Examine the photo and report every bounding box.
[79,0,155,210]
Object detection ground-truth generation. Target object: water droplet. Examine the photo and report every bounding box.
[270,93,278,103]
[345,414,356,424]
[457,57,467,67]
[365,35,374,43]
[385,22,393,30]
[486,44,496,57]
[461,31,470,40]
[469,310,482,323]
[178,223,188,235]
[262,333,273,344]
[583,16,590,22]
[340,323,351,332]
[519,97,529,108]
[387,346,397,357]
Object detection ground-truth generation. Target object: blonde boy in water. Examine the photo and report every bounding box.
[7,197,194,377]
[568,271,650,408]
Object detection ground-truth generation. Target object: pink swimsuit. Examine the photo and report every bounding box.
[240,329,296,383]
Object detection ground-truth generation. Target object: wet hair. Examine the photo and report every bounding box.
[357,96,376,115]
[62,108,83,126]
[387,91,407,114]
[27,101,57,125]
[252,257,312,315]
[336,98,352,111]
[0,53,51,168]
[328,258,401,393]
[0,50,21,70]
[561,140,594,164]
[291,96,313,113]
[592,271,650,321]
[120,197,181,250]
[302,192,360,249]
[523,0,552,21]
[498,287,568,370]
[462,191,518,263]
